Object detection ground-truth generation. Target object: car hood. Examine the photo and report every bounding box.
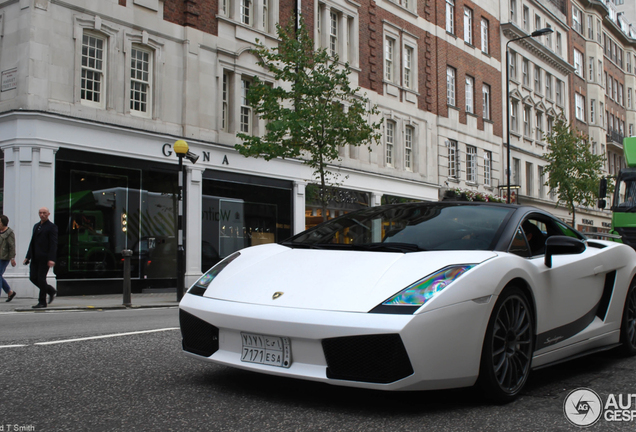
[201,244,497,313]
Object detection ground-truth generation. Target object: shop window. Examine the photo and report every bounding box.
[202,176,292,271]
[305,185,369,229]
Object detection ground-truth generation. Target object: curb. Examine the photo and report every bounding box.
[14,304,179,312]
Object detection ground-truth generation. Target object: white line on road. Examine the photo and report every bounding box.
[0,344,27,349]
[34,327,180,346]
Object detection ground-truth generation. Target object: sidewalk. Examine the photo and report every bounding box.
[0,292,181,312]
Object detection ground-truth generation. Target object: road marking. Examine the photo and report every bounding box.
[0,344,27,349]
[34,327,180,346]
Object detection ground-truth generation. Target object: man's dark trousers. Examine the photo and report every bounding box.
[30,258,55,305]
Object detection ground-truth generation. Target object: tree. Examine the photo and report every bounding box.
[236,17,382,221]
[542,115,606,227]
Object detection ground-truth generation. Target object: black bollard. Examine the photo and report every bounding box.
[122,249,132,307]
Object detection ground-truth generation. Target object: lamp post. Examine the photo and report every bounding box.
[505,27,553,204]
[173,140,199,301]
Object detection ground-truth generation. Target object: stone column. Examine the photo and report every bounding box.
[185,165,206,287]
[293,181,306,235]
[2,143,58,299]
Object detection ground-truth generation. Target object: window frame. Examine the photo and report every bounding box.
[80,32,107,109]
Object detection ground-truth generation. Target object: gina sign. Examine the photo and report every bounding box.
[161,143,229,165]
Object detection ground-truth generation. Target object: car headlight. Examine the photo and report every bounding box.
[370,265,475,313]
[187,252,241,296]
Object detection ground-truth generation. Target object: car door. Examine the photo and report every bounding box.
[518,214,607,350]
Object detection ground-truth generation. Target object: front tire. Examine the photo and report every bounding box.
[619,280,636,356]
[479,287,534,404]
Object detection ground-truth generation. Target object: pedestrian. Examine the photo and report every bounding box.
[0,215,17,302]
[24,207,58,309]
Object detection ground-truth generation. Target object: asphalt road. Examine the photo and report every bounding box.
[1,308,636,431]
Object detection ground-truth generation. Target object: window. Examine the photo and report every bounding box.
[523,105,531,137]
[466,146,477,183]
[262,0,269,31]
[628,54,632,74]
[523,6,529,31]
[446,0,454,34]
[386,121,395,167]
[620,83,624,106]
[591,99,596,124]
[556,79,563,106]
[575,92,585,121]
[241,0,252,25]
[447,67,456,106]
[385,37,395,82]
[526,162,533,196]
[629,88,633,109]
[511,101,518,132]
[545,73,552,99]
[405,126,413,171]
[464,8,472,45]
[534,66,541,93]
[546,24,552,49]
[130,46,152,115]
[534,14,541,31]
[614,78,618,101]
[547,116,554,135]
[222,72,229,131]
[513,158,520,185]
[481,18,489,54]
[448,140,458,178]
[482,84,491,120]
[535,111,543,141]
[589,57,595,81]
[465,76,474,113]
[329,12,338,56]
[538,166,545,198]
[240,79,252,134]
[630,124,634,137]
[404,46,413,89]
[509,51,517,81]
[574,49,584,76]
[510,0,517,23]
[588,15,593,40]
[522,58,529,86]
[81,33,106,106]
[598,60,603,84]
[484,151,492,186]
[597,19,602,44]
[572,7,582,34]
[220,0,228,15]
[556,32,562,57]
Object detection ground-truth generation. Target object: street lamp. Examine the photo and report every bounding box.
[505,27,553,204]
[173,140,199,301]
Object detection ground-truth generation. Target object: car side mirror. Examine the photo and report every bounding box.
[544,236,587,268]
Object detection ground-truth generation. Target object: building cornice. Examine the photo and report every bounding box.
[502,23,575,76]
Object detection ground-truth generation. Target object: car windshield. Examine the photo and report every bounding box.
[283,203,514,252]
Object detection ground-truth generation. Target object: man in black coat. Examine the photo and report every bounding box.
[24,207,58,308]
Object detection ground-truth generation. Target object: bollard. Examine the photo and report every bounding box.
[122,249,133,307]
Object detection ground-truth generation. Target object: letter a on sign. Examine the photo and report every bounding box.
[222,155,229,165]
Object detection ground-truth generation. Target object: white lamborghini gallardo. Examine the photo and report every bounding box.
[179,202,636,402]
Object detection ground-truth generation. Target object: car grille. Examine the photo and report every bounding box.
[179,309,219,357]
[616,227,636,249]
[322,334,414,384]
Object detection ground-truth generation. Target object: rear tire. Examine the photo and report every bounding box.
[478,287,534,404]
[619,280,636,356]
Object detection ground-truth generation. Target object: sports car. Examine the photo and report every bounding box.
[179,202,636,402]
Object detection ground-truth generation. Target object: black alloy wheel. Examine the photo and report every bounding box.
[620,280,636,356]
[479,287,534,404]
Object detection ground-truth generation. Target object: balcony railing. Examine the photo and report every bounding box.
[607,128,625,144]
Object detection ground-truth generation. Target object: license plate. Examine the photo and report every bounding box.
[240,332,292,368]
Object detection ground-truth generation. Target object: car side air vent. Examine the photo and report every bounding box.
[586,241,607,249]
